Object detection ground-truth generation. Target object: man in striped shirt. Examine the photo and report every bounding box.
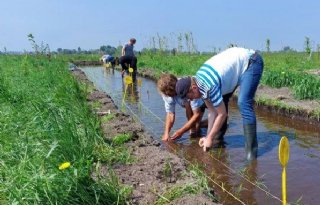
[175,47,264,161]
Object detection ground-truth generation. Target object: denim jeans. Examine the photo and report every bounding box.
[238,53,264,125]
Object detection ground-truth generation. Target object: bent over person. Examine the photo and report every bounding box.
[174,47,264,161]
[157,74,206,141]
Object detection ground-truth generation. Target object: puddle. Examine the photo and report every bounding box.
[82,66,320,205]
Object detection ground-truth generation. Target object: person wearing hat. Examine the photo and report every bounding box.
[157,74,207,141]
[120,38,138,80]
[175,47,264,161]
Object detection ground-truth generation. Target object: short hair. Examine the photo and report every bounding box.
[130,38,136,44]
[157,74,177,97]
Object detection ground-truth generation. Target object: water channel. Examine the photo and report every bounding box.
[81,66,320,205]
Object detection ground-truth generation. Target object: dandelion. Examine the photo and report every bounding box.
[59,162,71,170]
[129,67,134,73]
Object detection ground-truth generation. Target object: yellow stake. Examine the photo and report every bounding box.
[279,136,290,205]
[137,79,142,111]
[122,76,132,107]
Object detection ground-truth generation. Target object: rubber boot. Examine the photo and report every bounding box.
[243,124,258,161]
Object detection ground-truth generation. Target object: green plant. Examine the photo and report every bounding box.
[112,134,132,146]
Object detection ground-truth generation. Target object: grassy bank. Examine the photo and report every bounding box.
[0,55,129,204]
[138,52,320,100]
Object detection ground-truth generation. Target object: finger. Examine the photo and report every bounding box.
[203,145,207,152]
[199,139,204,147]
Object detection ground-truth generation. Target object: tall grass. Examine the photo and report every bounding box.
[138,51,320,100]
[0,55,129,204]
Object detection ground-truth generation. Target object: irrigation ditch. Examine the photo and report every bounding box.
[72,61,320,205]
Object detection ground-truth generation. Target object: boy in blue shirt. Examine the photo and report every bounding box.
[157,74,207,141]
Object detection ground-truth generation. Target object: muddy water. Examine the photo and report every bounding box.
[82,67,320,205]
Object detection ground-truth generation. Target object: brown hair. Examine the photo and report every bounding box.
[130,38,136,44]
[157,74,177,97]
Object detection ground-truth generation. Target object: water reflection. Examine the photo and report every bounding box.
[81,66,320,205]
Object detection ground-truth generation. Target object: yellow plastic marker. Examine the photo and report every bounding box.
[104,62,111,68]
[122,76,133,107]
[137,79,142,87]
[124,76,133,85]
[279,136,290,205]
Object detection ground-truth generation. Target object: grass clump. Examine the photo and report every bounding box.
[112,133,132,146]
[0,55,130,204]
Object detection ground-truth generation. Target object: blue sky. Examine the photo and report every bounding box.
[1,0,319,52]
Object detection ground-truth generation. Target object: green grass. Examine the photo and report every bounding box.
[0,55,130,204]
[154,163,217,204]
[138,52,320,100]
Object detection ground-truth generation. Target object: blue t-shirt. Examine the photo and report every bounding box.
[101,55,114,62]
[123,44,134,56]
[162,95,204,113]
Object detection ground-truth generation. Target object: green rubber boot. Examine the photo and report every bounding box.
[243,124,258,161]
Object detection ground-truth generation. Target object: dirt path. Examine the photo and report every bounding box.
[71,68,221,205]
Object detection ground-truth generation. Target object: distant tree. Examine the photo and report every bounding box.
[282,46,295,52]
[100,45,116,55]
[27,33,49,55]
[304,36,312,60]
[77,47,81,53]
[304,36,311,55]
[266,38,270,52]
[57,48,62,53]
[177,33,183,53]
[28,33,39,54]
[228,43,237,48]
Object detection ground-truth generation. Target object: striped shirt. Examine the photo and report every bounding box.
[194,47,255,107]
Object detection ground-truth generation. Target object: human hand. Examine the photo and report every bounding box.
[171,129,184,140]
[162,134,170,141]
[198,137,213,152]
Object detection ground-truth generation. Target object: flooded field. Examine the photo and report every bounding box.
[82,66,320,205]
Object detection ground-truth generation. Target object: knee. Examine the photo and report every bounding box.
[237,99,251,113]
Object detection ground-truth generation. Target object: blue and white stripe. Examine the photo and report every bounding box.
[195,64,223,107]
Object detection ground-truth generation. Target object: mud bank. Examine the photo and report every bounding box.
[71,68,220,205]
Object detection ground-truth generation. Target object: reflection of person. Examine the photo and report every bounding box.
[100,54,119,70]
[173,47,264,161]
[157,74,206,141]
[120,38,137,80]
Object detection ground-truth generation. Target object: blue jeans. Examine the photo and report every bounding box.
[238,53,264,125]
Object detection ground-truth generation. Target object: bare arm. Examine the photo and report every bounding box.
[199,99,227,151]
[171,102,201,140]
[163,112,175,141]
[121,46,125,56]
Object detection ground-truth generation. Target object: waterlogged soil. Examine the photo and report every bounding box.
[71,68,220,205]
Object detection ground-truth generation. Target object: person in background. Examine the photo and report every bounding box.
[157,74,207,141]
[173,47,264,161]
[100,54,119,70]
[120,38,137,80]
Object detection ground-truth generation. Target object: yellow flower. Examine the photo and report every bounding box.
[59,162,71,170]
[128,67,133,73]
